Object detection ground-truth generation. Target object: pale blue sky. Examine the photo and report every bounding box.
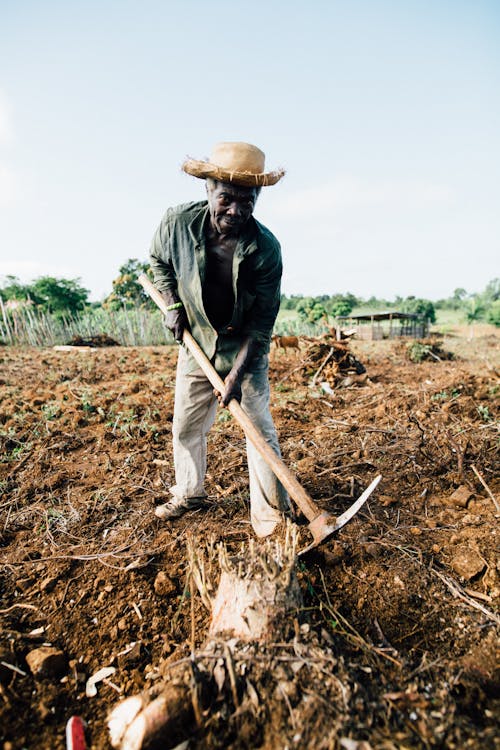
[1,0,498,301]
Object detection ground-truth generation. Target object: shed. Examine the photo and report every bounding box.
[335,311,429,340]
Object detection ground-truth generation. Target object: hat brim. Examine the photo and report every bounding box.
[182,158,285,187]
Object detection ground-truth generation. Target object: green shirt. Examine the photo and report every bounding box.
[149,200,282,375]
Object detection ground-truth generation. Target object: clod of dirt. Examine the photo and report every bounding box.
[153,571,176,597]
[117,642,142,667]
[451,546,487,580]
[25,647,67,678]
[461,630,500,696]
[450,485,474,508]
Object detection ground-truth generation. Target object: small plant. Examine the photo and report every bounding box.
[80,389,96,415]
[407,341,432,363]
[432,390,448,401]
[477,404,492,422]
[274,383,290,393]
[432,388,461,402]
[41,401,60,420]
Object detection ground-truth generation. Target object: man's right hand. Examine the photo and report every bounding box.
[164,307,188,343]
[160,293,189,343]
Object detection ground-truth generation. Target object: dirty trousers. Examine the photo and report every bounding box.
[170,347,290,537]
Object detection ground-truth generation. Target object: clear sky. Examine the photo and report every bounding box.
[1,0,498,302]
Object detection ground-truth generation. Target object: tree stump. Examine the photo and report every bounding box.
[108,525,304,750]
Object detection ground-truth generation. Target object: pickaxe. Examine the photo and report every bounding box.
[139,274,381,551]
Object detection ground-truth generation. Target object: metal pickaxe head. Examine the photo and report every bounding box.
[300,475,382,555]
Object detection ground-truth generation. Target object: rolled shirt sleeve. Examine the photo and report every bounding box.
[149,209,179,296]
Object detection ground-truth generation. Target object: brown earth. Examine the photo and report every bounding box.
[0,328,499,750]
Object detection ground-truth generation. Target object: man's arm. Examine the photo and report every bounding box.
[219,243,282,405]
[149,216,189,342]
[218,336,259,405]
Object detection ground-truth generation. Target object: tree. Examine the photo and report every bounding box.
[482,278,499,303]
[465,298,486,324]
[0,275,34,302]
[296,298,329,324]
[31,277,90,316]
[330,298,353,317]
[0,275,89,316]
[401,296,436,323]
[104,259,154,309]
[486,299,500,327]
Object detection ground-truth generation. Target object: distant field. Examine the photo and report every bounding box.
[276,307,468,330]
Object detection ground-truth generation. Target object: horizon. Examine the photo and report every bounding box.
[1,267,496,306]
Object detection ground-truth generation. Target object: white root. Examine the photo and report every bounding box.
[107,695,145,748]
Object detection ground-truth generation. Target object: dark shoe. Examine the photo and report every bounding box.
[155,496,207,520]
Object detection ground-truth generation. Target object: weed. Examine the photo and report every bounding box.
[0,426,32,462]
[432,388,461,402]
[477,404,492,422]
[80,389,96,415]
[41,401,60,420]
[275,383,291,393]
[106,407,159,439]
[407,341,432,363]
[217,409,232,424]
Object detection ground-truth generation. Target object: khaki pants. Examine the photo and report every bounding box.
[170,346,290,537]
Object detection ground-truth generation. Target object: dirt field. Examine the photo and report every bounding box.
[1,328,499,750]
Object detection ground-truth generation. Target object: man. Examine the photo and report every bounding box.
[149,142,290,537]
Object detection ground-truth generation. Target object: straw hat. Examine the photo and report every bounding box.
[182,142,285,187]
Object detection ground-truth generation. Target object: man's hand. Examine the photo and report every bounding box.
[214,336,259,406]
[160,293,189,342]
[164,307,188,343]
[215,371,242,406]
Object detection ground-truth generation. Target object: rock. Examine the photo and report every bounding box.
[379,494,398,507]
[117,641,141,666]
[26,646,67,677]
[449,485,473,508]
[451,546,486,580]
[153,571,176,597]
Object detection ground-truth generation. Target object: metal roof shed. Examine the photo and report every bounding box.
[335,311,429,340]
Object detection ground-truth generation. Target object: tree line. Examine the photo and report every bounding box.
[1,261,499,327]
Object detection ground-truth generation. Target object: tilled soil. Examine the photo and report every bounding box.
[0,331,499,750]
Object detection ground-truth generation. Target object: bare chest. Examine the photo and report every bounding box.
[202,237,238,328]
[204,237,238,287]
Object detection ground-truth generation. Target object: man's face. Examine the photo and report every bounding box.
[206,180,259,236]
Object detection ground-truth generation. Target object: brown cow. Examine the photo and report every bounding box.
[271,334,300,353]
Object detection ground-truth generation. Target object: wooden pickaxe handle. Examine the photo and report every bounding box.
[138,274,322,523]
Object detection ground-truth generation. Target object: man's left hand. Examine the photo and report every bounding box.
[215,372,242,406]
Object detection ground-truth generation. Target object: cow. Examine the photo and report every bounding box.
[271,334,301,353]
